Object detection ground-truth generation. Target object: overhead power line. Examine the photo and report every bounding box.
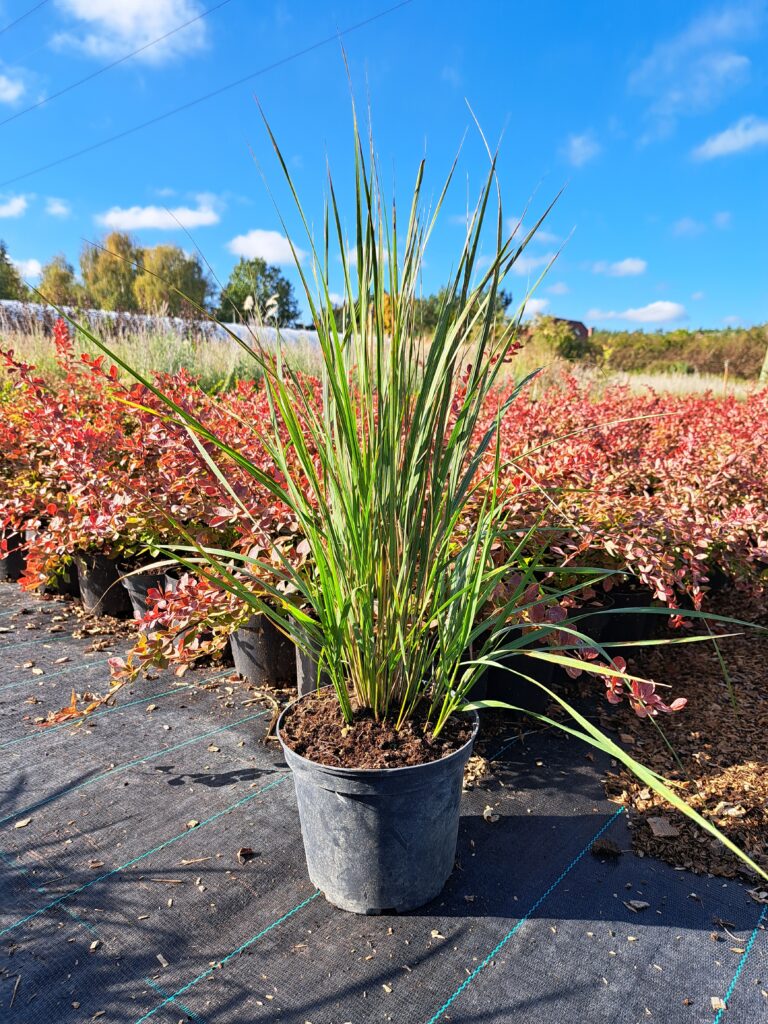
[0,0,236,129]
[0,0,414,190]
[0,0,50,37]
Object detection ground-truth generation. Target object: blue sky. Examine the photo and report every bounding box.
[0,0,767,329]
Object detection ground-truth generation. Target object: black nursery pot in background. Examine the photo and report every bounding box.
[120,569,169,620]
[231,613,296,687]
[73,552,132,617]
[0,532,25,582]
[485,650,559,715]
[598,586,660,656]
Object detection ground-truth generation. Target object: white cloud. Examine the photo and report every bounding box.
[510,251,556,276]
[564,132,601,167]
[586,300,687,325]
[672,217,706,238]
[327,292,345,307]
[46,197,71,217]
[713,210,732,228]
[12,257,42,280]
[592,257,647,277]
[227,228,305,265]
[0,195,27,218]
[693,114,768,158]
[629,7,760,139]
[508,217,560,245]
[51,0,208,64]
[547,281,569,295]
[96,196,220,230]
[0,73,24,104]
[522,297,549,319]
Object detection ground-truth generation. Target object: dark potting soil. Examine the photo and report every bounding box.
[280,688,474,769]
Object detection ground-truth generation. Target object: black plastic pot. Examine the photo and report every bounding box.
[73,552,132,617]
[599,587,659,654]
[230,613,296,686]
[485,651,558,715]
[52,566,81,598]
[0,532,25,582]
[119,569,168,620]
[278,693,479,914]
[295,646,320,696]
[164,572,180,592]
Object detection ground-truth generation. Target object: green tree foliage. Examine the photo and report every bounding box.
[412,287,512,335]
[532,314,599,362]
[134,245,212,317]
[592,325,768,378]
[0,240,29,301]
[80,232,142,312]
[215,257,300,325]
[38,254,82,307]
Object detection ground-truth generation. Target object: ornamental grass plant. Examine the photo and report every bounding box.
[70,107,767,882]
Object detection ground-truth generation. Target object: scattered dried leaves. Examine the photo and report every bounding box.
[603,590,768,879]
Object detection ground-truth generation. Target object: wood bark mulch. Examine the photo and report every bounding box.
[601,588,768,882]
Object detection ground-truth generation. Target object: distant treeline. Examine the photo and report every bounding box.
[528,316,768,379]
[591,325,768,378]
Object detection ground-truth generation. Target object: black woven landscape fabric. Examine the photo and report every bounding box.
[0,583,765,1024]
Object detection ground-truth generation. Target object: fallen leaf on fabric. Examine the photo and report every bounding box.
[625,900,650,912]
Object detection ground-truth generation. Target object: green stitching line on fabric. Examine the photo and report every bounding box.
[0,656,111,693]
[133,891,322,1024]
[424,807,625,1024]
[0,709,268,828]
[0,667,234,751]
[0,774,288,939]
[712,905,767,1024]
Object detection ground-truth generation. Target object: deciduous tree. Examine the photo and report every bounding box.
[80,232,142,312]
[38,254,82,307]
[216,257,299,325]
[134,245,211,317]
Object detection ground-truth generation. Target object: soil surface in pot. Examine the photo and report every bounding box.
[280,688,474,769]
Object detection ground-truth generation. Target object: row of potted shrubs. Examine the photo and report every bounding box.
[2,324,766,703]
